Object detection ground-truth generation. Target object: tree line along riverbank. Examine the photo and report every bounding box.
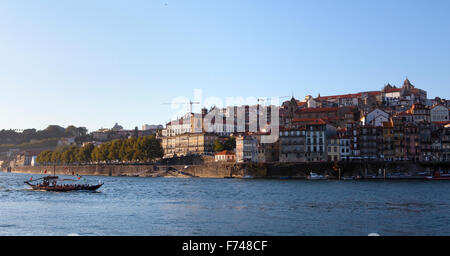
[35,135,164,165]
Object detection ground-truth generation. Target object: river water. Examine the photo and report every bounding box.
[0,172,449,236]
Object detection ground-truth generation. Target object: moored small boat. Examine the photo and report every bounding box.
[307,172,327,180]
[426,171,450,180]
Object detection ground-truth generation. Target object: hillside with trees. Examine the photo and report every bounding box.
[0,125,90,150]
[36,135,163,165]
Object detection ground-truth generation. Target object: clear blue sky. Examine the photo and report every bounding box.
[1,0,449,132]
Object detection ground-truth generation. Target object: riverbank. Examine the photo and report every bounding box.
[4,161,448,179]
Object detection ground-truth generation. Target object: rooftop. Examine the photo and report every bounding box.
[292,118,327,125]
[215,150,235,156]
[296,107,340,113]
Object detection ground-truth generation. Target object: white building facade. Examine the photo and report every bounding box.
[361,108,390,127]
[431,105,449,122]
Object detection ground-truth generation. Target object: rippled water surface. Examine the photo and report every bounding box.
[0,172,449,236]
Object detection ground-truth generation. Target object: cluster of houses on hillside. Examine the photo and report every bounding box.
[159,78,450,163]
[90,123,162,142]
[4,78,450,168]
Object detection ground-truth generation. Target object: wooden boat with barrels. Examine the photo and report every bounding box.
[24,175,103,192]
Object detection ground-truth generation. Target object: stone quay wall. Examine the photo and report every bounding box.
[6,161,447,179]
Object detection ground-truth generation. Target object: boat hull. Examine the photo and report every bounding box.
[426,176,450,180]
[25,182,103,192]
[426,171,450,180]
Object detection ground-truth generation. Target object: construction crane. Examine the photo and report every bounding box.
[162,100,200,113]
[257,96,290,105]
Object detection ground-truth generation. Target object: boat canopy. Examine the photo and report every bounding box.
[43,176,59,180]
